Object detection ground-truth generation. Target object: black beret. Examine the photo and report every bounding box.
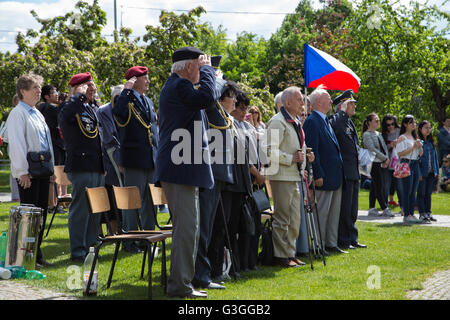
[172,46,205,63]
[333,89,356,106]
[211,55,222,68]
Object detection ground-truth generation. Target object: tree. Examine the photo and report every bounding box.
[344,0,450,126]
[29,0,107,52]
[264,0,353,93]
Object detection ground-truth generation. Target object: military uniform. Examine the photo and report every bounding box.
[329,90,361,249]
[112,67,159,235]
[193,77,235,289]
[58,72,104,261]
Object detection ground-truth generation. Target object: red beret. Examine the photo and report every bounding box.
[68,72,93,87]
[125,66,148,80]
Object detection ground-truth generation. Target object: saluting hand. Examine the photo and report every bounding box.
[198,54,211,67]
[74,83,88,96]
[124,76,137,90]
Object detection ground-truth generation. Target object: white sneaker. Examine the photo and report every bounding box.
[382,208,395,217]
[368,208,381,216]
[403,215,422,223]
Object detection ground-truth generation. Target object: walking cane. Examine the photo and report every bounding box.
[298,164,315,270]
[306,159,327,266]
[218,193,238,280]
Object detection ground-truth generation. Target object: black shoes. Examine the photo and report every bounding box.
[351,242,367,248]
[36,258,54,268]
[325,246,349,254]
[122,242,143,254]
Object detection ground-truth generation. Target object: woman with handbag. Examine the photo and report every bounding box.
[6,74,55,268]
[394,115,423,223]
[417,121,439,222]
[362,113,394,217]
[381,114,402,208]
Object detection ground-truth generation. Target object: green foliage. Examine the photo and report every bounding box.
[237,74,275,123]
[344,0,450,126]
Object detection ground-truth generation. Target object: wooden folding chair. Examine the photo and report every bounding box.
[45,166,72,238]
[149,183,172,230]
[85,186,170,299]
[112,186,172,280]
[261,180,274,222]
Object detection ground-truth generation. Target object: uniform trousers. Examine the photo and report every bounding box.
[67,172,104,259]
[161,182,200,296]
[17,177,50,263]
[270,180,300,259]
[315,185,342,248]
[338,180,359,248]
[192,181,223,287]
[122,167,156,231]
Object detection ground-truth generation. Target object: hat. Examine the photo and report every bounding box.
[68,72,93,87]
[211,55,222,69]
[125,66,148,80]
[333,89,356,106]
[172,46,204,63]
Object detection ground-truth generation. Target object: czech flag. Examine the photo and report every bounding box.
[304,43,361,93]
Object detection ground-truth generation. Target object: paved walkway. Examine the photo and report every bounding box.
[357,210,450,228]
[0,194,448,300]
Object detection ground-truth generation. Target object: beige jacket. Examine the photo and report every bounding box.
[263,112,303,182]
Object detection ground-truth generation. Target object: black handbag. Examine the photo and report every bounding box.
[251,188,271,213]
[27,151,54,178]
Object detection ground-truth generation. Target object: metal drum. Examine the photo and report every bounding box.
[5,205,43,270]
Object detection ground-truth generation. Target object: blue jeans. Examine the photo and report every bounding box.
[397,160,420,216]
[383,169,402,207]
[417,172,435,214]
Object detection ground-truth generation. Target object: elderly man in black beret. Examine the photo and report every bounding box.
[155,47,216,298]
[329,90,366,250]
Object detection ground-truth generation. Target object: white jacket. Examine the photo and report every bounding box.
[5,101,54,178]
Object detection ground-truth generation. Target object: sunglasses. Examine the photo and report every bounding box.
[249,111,258,114]
[386,122,394,127]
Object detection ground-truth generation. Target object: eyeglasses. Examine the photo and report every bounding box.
[386,122,394,127]
[249,111,258,114]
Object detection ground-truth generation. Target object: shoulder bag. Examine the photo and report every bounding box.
[27,151,54,178]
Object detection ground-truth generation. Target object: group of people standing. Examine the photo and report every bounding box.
[3,44,449,300]
[362,113,449,224]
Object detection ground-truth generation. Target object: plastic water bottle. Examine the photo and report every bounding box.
[83,247,98,296]
[25,269,46,280]
[0,232,7,268]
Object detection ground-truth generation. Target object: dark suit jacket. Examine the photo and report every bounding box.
[37,102,65,150]
[204,90,234,185]
[329,110,360,181]
[112,89,159,170]
[97,102,121,186]
[58,93,103,173]
[155,66,216,189]
[303,111,343,190]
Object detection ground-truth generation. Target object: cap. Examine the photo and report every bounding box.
[211,55,222,69]
[172,46,204,63]
[68,72,93,87]
[125,66,148,80]
[333,89,356,106]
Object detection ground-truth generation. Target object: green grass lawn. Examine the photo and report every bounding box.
[1,189,449,300]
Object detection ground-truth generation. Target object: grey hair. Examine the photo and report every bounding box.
[274,91,283,106]
[281,86,301,106]
[110,84,124,104]
[308,87,328,108]
[171,59,196,73]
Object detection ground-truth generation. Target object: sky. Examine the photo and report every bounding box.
[0,0,448,53]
